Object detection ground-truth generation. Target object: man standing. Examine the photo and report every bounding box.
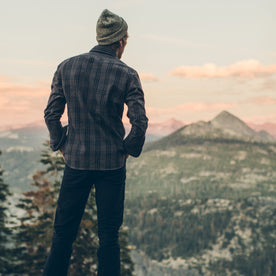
[43,9,148,276]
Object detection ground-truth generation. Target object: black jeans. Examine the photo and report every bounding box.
[43,164,126,276]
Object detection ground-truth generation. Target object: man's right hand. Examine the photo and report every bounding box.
[59,145,64,155]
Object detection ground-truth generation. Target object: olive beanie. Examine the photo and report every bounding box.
[96,9,128,45]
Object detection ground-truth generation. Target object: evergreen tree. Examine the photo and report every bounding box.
[119,227,135,276]
[0,150,12,275]
[15,141,134,275]
[14,142,64,275]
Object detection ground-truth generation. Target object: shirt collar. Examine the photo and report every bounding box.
[89,45,117,58]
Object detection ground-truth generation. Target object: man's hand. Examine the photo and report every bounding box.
[59,146,64,155]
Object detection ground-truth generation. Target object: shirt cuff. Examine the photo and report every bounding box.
[50,125,68,151]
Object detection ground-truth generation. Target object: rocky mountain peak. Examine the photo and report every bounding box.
[178,110,275,143]
[211,110,246,128]
[212,110,240,122]
[210,110,254,138]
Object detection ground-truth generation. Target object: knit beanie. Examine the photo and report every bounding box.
[96,9,128,45]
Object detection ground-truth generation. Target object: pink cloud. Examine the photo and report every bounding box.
[0,76,49,98]
[248,96,276,105]
[145,102,237,122]
[139,73,159,82]
[0,75,50,126]
[260,78,276,91]
[170,60,276,79]
[0,95,10,108]
[178,102,237,112]
[0,75,16,82]
[148,102,236,113]
[244,113,276,125]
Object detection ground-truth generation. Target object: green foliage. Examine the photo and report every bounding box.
[119,227,135,275]
[125,193,276,275]
[13,142,64,275]
[123,137,276,275]
[125,195,233,261]
[208,198,276,276]
[0,150,13,275]
[127,140,276,199]
[4,127,276,275]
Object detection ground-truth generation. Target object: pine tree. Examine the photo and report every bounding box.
[15,141,135,275]
[119,227,135,276]
[14,141,64,275]
[0,150,13,275]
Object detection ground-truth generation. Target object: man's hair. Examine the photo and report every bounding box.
[107,34,128,50]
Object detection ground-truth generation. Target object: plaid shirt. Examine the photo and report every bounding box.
[44,45,148,170]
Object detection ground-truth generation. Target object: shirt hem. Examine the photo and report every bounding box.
[64,159,126,171]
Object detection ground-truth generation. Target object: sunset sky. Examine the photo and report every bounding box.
[1,0,276,128]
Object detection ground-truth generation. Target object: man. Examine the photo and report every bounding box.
[43,9,148,276]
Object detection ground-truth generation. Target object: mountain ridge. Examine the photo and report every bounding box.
[210,111,275,142]
[0,111,275,152]
[146,111,275,152]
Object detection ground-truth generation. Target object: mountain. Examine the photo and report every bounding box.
[147,118,185,136]
[129,111,276,198]
[124,110,276,275]
[179,110,275,143]
[211,111,275,143]
[145,111,275,152]
[0,122,48,150]
[124,117,185,142]
[248,122,276,139]
[1,112,275,149]
[1,110,276,275]
[0,118,185,150]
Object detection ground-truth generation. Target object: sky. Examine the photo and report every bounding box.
[0,0,276,128]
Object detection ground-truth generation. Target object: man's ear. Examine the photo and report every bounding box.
[119,40,123,47]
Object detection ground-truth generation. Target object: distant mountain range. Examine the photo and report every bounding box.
[0,111,275,151]
[144,111,276,154]
[0,110,275,193]
[248,121,276,139]
[145,118,185,136]
[0,118,184,150]
[1,110,276,275]
[0,123,48,150]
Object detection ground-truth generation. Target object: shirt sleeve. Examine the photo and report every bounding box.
[44,65,68,151]
[123,70,148,157]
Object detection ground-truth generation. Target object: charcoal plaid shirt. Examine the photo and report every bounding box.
[44,45,148,170]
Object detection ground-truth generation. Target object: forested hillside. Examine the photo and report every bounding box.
[1,111,276,275]
[124,112,276,275]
